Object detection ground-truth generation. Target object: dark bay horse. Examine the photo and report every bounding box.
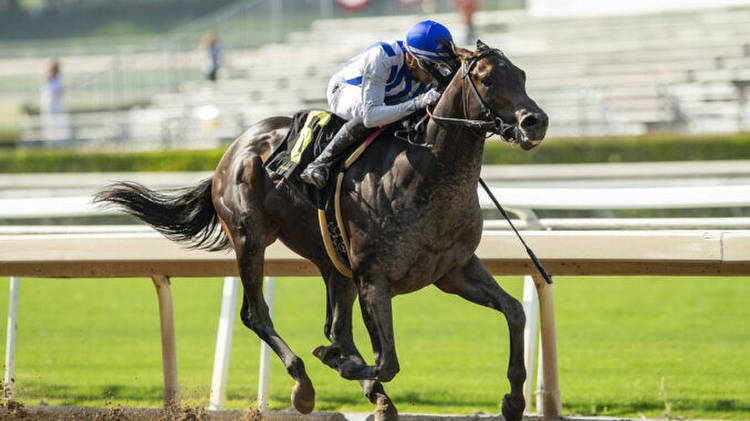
[95,41,548,421]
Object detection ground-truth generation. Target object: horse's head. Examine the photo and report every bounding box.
[443,40,548,150]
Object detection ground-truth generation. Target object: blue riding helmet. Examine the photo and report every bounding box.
[405,20,454,61]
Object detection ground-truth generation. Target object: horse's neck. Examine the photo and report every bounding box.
[424,83,485,188]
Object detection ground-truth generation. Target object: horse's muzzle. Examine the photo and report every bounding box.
[518,110,548,149]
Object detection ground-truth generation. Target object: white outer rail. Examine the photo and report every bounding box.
[478,185,750,210]
[3,184,750,219]
[3,230,749,418]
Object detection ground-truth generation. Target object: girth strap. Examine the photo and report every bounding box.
[319,127,386,278]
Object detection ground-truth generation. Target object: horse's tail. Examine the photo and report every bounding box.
[94,177,230,251]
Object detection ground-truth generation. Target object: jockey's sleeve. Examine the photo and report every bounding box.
[360,50,417,128]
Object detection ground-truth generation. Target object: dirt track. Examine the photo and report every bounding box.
[0,401,346,421]
[0,401,637,421]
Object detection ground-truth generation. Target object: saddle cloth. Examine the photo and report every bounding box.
[264,109,389,277]
[264,109,345,196]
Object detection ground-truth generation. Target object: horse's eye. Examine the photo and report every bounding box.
[481,77,494,87]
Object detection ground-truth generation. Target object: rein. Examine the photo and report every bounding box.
[426,48,524,143]
[423,47,553,284]
[479,178,553,285]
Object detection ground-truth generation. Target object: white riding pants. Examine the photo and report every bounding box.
[327,79,364,122]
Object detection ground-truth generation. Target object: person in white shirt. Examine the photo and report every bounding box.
[40,59,70,143]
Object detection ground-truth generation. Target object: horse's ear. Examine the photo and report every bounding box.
[452,44,473,62]
[476,39,490,51]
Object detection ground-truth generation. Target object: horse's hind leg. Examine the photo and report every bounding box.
[236,243,315,413]
[434,255,526,421]
[215,156,315,413]
[313,269,397,421]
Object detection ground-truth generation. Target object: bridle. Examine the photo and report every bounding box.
[416,49,554,285]
[426,48,525,144]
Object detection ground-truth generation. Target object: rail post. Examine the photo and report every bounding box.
[522,275,539,412]
[536,339,544,414]
[532,273,562,419]
[208,276,240,410]
[257,276,275,412]
[4,276,20,400]
[151,275,180,408]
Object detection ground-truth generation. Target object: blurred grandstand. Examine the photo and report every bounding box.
[1,0,749,149]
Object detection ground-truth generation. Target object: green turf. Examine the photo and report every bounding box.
[0,276,747,419]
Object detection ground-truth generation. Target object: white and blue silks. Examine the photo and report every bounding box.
[327,40,432,128]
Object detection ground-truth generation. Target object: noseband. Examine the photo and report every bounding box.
[426,49,524,143]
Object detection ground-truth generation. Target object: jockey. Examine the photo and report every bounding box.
[301,20,455,189]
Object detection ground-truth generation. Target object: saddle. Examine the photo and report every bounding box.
[264,110,393,277]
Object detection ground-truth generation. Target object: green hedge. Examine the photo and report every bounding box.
[0,149,225,173]
[1,132,748,173]
[482,132,750,164]
[0,128,18,146]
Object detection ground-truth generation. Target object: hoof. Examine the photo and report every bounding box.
[313,345,342,369]
[339,360,376,380]
[291,379,316,414]
[501,393,524,421]
[373,396,398,421]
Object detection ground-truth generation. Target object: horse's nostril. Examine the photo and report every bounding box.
[521,115,539,129]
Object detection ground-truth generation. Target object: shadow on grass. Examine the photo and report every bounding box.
[299,389,502,412]
[392,391,500,408]
[240,391,498,412]
[18,383,163,406]
[18,385,750,418]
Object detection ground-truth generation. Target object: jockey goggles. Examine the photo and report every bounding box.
[412,53,459,89]
[415,56,453,77]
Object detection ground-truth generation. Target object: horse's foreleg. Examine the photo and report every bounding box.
[434,255,526,421]
[236,242,315,414]
[314,270,397,420]
[315,270,359,366]
[334,277,399,383]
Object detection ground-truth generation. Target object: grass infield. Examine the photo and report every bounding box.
[0,275,747,419]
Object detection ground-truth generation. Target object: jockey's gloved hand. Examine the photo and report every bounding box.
[412,88,441,110]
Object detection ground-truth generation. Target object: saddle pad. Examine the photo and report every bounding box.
[265,109,345,182]
[264,109,392,277]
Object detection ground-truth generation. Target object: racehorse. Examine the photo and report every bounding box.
[95,41,548,421]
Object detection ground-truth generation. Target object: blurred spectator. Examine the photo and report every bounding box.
[203,32,221,82]
[421,0,437,13]
[454,0,478,45]
[40,58,70,143]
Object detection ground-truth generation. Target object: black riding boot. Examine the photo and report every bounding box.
[300,117,368,189]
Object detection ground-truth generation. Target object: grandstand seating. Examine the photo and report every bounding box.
[14,5,750,145]
[152,6,750,142]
